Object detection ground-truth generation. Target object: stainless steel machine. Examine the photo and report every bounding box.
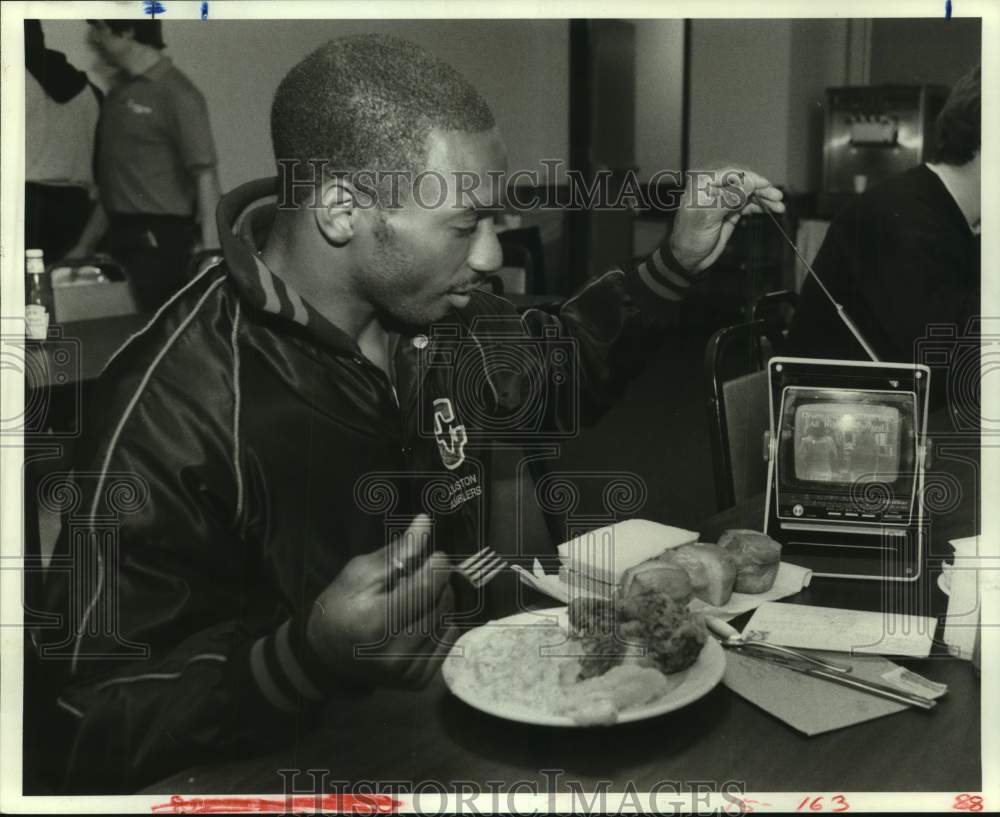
[822,85,947,200]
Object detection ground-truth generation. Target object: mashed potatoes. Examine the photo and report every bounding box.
[444,620,681,725]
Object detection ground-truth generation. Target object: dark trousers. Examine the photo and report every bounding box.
[25,182,93,262]
[107,212,197,313]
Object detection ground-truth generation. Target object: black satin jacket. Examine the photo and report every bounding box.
[38,177,693,792]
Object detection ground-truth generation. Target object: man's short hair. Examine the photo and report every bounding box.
[86,20,165,50]
[933,64,980,166]
[271,34,495,203]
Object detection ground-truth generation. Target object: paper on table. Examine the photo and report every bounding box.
[742,601,937,657]
[513,560,811,619]
[510,561,570,604]
[949,534,980,559]
[943,535,981,660]
[723,649,945,736]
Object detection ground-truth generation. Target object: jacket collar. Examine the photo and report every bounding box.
[216,177,363,355]
[215,177,491,400]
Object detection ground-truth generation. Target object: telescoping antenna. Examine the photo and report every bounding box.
[748,190,880,363]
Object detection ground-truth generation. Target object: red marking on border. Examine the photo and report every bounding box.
[151,793,402,814]
[954,794,985,812]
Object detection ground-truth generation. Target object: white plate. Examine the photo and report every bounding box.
[442,606,726,727]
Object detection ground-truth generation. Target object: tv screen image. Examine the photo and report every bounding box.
[793,403,901,484]
[765,358,930,579]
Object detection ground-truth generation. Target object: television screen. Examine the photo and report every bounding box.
[769,360,928,535]
[793,402,901,483]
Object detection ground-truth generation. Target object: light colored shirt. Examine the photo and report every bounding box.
[926,161,980,235]
[25,72,99,188]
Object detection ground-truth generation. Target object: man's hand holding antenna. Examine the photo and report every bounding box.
[668,166,879,362]
[669,167,785,275]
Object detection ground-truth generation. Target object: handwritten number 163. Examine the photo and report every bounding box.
[796,795,850,812]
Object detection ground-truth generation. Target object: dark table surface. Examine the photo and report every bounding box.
[144,463,982,797]
[26,313,148,388]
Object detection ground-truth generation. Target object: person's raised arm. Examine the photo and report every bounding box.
[508,166,784,426]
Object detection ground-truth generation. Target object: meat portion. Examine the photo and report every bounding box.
[567,595,616,638]
[565,584,707,681]
[619,584,707,674]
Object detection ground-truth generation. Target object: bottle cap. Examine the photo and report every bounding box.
[26,249,44,258]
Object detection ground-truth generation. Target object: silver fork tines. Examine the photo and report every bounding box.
[456,547,507,588]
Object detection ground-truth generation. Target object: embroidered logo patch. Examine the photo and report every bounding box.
[126,98,153,115]
[432,398,468,471]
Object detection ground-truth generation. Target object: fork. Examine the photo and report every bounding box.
[455,547,508,588]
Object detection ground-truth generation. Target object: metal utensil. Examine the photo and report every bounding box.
[705,616,853,673]
[754,652,938,710]
[455,547,507,589]
[706,616,938,710]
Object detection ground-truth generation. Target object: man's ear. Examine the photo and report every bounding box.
[314,179,357,246]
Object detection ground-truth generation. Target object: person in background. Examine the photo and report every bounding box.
[797,421,838,482]
[786,64,980,412]
[25,20,102,262]
[69,20,221,311]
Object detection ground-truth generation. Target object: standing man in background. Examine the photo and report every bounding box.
[69,20,221,311]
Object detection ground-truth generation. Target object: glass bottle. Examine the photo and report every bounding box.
[25,248,54,341]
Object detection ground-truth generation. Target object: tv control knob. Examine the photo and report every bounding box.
[793,504,805,517]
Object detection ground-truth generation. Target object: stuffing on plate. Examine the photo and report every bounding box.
[567,581,708,679]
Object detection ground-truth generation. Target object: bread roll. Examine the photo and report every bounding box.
[717,529,782,593]
[658,544,737,607]
[619,562,693,605]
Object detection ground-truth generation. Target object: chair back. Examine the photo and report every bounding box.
[704,319,771,510]
[485,446,559,617]
[752,289,799,358]
[498,226,545,293]
[493,265,529,296]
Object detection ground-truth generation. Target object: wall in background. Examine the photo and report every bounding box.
[870,18,980,87]
[687,18,849,192]
[42,19,571,193]
[786,19,851,193]
[631,18,685,181]
[685,17,981,193]
[688,19,795,186]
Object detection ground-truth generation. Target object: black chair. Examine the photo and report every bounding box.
[704,319,772,511]
[497,226,545,294]
[752,289,798,358]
